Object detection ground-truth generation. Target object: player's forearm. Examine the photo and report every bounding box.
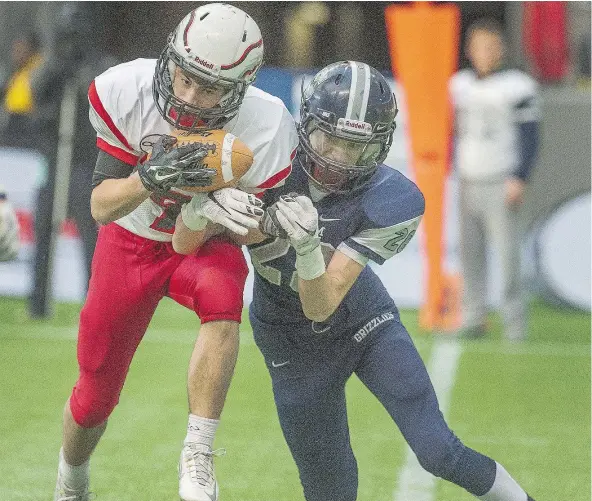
[298,272,344,322]
[172,216,223,255]
[226,227,268,246]
[90,172,150,224]
[297,249,364,323]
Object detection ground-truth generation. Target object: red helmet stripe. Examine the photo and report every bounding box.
[183,11,196,52]
[221,39,263,70]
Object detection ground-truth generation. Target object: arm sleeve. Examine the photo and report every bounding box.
[92,149,135,188]
[512,77,541,181]
[339,215,423,265]
[339,182,425,265]
[514,119,540,181]
[88,78,142,166]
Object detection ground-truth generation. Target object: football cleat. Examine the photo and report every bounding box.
[54,469,93,501]
[179,443,225,501]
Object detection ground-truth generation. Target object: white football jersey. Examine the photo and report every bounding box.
[88,58,299,241]
[449,68,540,181]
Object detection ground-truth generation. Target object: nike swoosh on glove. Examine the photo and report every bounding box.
[137,134,217,193]
[181,187,264,236]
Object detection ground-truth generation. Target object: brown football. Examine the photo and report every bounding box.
[165,129,253,193]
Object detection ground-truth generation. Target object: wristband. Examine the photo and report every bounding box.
[295,244,326,281]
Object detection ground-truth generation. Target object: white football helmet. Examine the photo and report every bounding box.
[153,3,264,131]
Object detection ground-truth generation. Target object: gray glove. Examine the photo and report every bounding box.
[259,192,304,239]
[137,135,216,193]
[259,204,288,239]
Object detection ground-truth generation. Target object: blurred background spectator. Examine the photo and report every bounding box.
[450,18,540,341]
[0,2,119,317]
[27,2,118,318]
[0,32,43,147]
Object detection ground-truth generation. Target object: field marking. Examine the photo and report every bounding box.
[393,340,463,501]
[412,337,591,358]
[7,325,589,357]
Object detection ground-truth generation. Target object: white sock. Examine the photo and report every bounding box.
[478,462,528,501]
[58,447,89,490]
[184,414,219,449]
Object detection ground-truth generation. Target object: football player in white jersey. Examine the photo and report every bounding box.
[53,4,298,501]
[449,18,540,341]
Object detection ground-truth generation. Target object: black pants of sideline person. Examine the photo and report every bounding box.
[28,165,97,318]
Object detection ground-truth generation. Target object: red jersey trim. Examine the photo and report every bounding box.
[97,138,139,166]
[88,80,134,151]
[256,149,296,190]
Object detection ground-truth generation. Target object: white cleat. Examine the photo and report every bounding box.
[179,443,225,501]
[54,468,93,501]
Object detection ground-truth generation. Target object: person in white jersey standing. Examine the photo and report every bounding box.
[53,4,298,501]
[449,18,540,341]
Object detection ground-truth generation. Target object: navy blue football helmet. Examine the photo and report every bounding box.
[297,61,398,193]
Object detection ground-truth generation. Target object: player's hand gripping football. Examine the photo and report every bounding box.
[181,187,264,236]
[137,134,217,193]
[274,193,320,255]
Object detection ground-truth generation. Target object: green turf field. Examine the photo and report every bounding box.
[0,296,589,501]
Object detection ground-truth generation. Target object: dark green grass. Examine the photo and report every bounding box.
[0,297,589,500]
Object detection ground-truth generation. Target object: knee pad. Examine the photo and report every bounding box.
[69,371,122,428]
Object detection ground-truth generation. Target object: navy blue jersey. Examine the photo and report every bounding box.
[248,163,424,331]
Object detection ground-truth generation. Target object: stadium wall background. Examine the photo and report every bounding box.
[0,68,589,311]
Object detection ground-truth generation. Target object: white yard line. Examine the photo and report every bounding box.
[393,340,463,501]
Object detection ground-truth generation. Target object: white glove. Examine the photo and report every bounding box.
[275,194,320,255]
[0,199,19,261]
[275,194,325,280]
[181,187,264,236]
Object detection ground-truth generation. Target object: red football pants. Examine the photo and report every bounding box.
[69,222,248,427]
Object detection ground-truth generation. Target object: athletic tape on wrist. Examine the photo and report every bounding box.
[295,245,326,280]
[181,203,208,232]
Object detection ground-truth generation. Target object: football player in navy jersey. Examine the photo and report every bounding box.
[245,61,537,501]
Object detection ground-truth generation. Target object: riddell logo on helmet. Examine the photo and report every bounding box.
[346,120,365,130]
[337,118,372,135]
[194,55,215,70]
